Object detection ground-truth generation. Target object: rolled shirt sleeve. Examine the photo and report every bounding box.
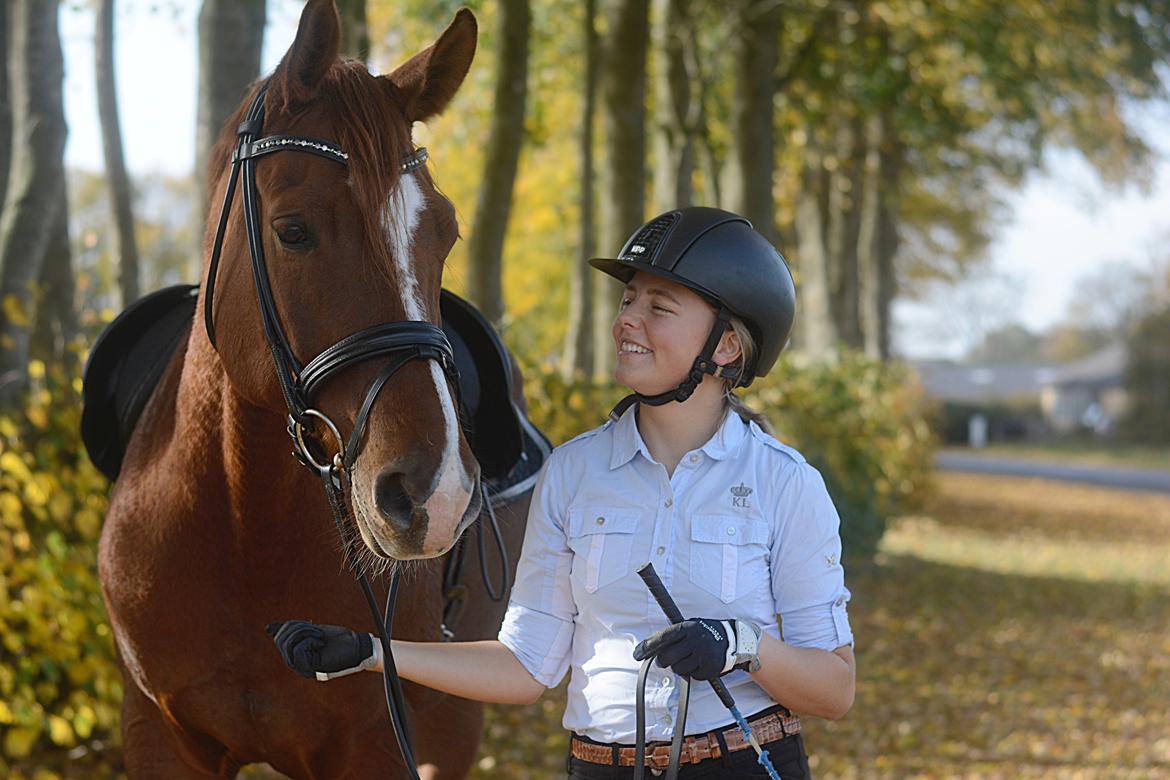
[771,463,854,651]
[497,455,578,687]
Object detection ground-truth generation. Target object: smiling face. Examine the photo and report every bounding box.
[611,272,730,396]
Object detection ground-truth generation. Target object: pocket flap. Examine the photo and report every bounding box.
[569,509,640,538]
[690,515,768,546]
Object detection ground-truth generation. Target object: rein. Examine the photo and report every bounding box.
[203,78,503,780]
[635,564,782,780]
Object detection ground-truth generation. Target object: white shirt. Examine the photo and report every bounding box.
[497,406,853,744]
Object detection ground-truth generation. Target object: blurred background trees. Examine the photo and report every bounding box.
[0,0,1163,516]
[1,1,1170,770]
[0,0,1164,558]
[3,0,1169,401]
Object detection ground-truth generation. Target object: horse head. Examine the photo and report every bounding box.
[201,0,481,562]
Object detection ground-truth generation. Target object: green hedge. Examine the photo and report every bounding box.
[749,352,936,560]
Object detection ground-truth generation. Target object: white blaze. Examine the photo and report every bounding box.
[383,174,426,320]
[380,174,471,519]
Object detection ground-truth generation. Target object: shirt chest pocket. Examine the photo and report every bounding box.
[567,508,641,593]
[688,515,770,604]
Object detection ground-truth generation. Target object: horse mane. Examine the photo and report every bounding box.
[205,58,414,278]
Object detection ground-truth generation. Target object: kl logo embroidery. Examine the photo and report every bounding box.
[730,483,752,508]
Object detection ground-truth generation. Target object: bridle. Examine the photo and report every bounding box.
[202,78,456,780]
[203,79,451,474]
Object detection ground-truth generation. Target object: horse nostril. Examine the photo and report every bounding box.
[374,471,415,530]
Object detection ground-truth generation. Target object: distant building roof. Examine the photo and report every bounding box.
[909,360,1060,404]
[1049,343,1126,387]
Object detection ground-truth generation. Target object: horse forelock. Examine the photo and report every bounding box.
[320,61,414,276]
[205,62,436,306]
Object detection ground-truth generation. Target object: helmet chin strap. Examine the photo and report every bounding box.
[608,307,743,421]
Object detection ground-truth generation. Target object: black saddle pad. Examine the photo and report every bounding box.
[81,285,548,492]
[81,284,198,481]
[440,289,551,492]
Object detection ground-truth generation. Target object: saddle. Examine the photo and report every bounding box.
[81,285,549,497]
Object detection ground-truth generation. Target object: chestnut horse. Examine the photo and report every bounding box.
[98,4,529,777]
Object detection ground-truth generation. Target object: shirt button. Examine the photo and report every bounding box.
[656,546,666,555]
[663,498,672,508]
[689,454,700,463]
[726,527,736,536]
[660,677,670,687]
[835,596,845,607]
[663,714,672,725]
[596,516,605,525]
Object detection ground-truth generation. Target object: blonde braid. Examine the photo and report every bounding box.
[721,315,776,436]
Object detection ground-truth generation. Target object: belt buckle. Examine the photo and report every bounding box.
[647,744,673,769]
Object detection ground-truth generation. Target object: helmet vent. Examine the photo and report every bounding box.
[619,213,679,263]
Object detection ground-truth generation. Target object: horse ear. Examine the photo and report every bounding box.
[272,0,341,108]
[384,8,477,124]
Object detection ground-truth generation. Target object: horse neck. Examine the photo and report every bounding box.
[178,332,315,533]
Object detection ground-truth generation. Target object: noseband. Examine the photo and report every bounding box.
[201,78,453,780]
[203,79,451,475]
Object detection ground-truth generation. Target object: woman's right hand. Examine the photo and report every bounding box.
[266,620,380,680]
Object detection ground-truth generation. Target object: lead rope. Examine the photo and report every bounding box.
[475,479,510,602]
[439,476,512,641]
[319,466,421,780]
[634,659,690,780]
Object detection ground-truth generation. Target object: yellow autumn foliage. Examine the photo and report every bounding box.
[0,359,123,778]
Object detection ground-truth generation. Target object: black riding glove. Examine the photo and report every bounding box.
[632,618,733,681]
[266,620,378,681]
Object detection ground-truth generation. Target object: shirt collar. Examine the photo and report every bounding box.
[609,404,651,470]
[608,405,748,470]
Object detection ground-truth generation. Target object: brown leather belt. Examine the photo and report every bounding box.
[570,709,801,769]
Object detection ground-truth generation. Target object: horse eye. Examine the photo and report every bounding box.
[273,218,311,249]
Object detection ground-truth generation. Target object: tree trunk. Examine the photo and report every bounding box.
[875,141,902,359]
[792,144,835,356]
[827,117,863,348]
[593,0,649,380]
[724,0,780,243]
[466,0,531,327]
[858,114,883,359]
[0,1,11,208]
[650,0,694,213]
[0,0,67,405]
[561,0,599,379]
[196,0,266,225]
[684,20,719,207]
[97,0,140,307]
[31,186,76,371]
[335,0,369,62]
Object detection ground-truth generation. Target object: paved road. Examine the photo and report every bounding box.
[936,451,1170,494]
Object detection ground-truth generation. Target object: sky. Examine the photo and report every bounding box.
[58,1,1170,360]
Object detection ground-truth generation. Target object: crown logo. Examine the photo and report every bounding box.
[730,483,752,498]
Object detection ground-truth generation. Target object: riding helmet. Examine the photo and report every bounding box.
[590,207,796,388]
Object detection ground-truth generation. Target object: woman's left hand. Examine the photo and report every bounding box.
[632,618,731,680]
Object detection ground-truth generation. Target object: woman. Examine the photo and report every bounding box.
[270,207,855,778]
